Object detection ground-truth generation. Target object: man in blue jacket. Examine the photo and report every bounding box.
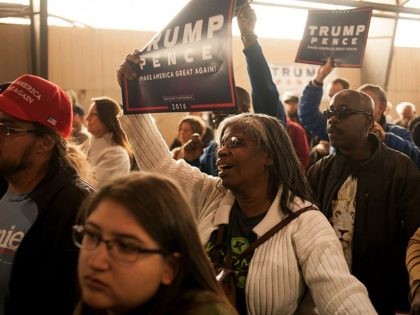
[299,57,420,168]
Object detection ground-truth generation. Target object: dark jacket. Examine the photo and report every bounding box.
[1,162,93,315]
[298,82,420,168]
[307,134,420,314]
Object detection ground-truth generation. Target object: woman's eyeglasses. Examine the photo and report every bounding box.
[0,122,36,137]
[72,225,165,263]
[219,136,244,149]
[323,106,372,120]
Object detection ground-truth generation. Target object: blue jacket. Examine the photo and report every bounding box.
[244,42,286,124]
[197,42,286,176]
[298,82,420,168]
[199,141,218,176]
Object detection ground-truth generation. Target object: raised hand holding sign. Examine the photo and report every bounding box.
[120,0,237,114]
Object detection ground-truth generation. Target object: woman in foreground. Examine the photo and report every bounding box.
[73,172,237,315]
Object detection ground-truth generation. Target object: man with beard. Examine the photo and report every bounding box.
[307,89,420,314]
[0,75,93,315]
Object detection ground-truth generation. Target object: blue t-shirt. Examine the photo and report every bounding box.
[0,191,38,315]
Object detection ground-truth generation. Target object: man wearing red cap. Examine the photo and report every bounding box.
[0,75,93,315]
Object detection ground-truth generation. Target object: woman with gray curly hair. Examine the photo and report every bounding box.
[116,91,376,314]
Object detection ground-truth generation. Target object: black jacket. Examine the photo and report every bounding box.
[307,134,420,315]
[1,162,93,315]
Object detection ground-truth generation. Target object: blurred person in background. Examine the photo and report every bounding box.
[71,104,90,146]
[85,97,134,188]
[395,101,416,129]
[170,115,206,160]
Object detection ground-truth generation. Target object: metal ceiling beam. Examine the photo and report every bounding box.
[398,0,411,6]
[384,19,397,90]
[29,0,48,78]
[0,3,31,18]
[0,4,91,27]
[253,1,420,21]
[292,0,420,15]
[0,1,49,77]
[253,0,420,15]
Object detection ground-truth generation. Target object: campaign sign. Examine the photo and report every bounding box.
[122,0,236,114]
[295,7,372,68]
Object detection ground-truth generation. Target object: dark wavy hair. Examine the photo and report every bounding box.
[178,116,206,137]
[74,172,235,315]
[32,123,94,185]
[217,113,314,215]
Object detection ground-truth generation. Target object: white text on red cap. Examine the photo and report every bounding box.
[10,80,42,104]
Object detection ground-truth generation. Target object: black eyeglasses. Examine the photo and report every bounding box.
[323,106,372,120]
[72,225,166,263]
[0,122,36,137]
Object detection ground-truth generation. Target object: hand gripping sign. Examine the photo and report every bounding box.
[121,0,238,114]
[295,7,372,68]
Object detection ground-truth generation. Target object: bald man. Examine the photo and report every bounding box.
[299,58,420,169]
[307,89,420,314]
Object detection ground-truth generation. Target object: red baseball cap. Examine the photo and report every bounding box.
[0,74,72,138]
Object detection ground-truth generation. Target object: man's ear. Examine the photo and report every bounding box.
[264,153,273,167]
[379,101,387,113]
[369,115,375,128]
[161,253,180,286]
[35,134,55,154]
[366,116,375,133]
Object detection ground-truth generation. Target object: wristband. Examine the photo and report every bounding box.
[241,32,258,43]
[312,79,323,87]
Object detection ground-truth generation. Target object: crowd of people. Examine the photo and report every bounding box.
[0,3,419,315]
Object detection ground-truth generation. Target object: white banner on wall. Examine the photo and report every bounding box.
[269,63,336,102]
